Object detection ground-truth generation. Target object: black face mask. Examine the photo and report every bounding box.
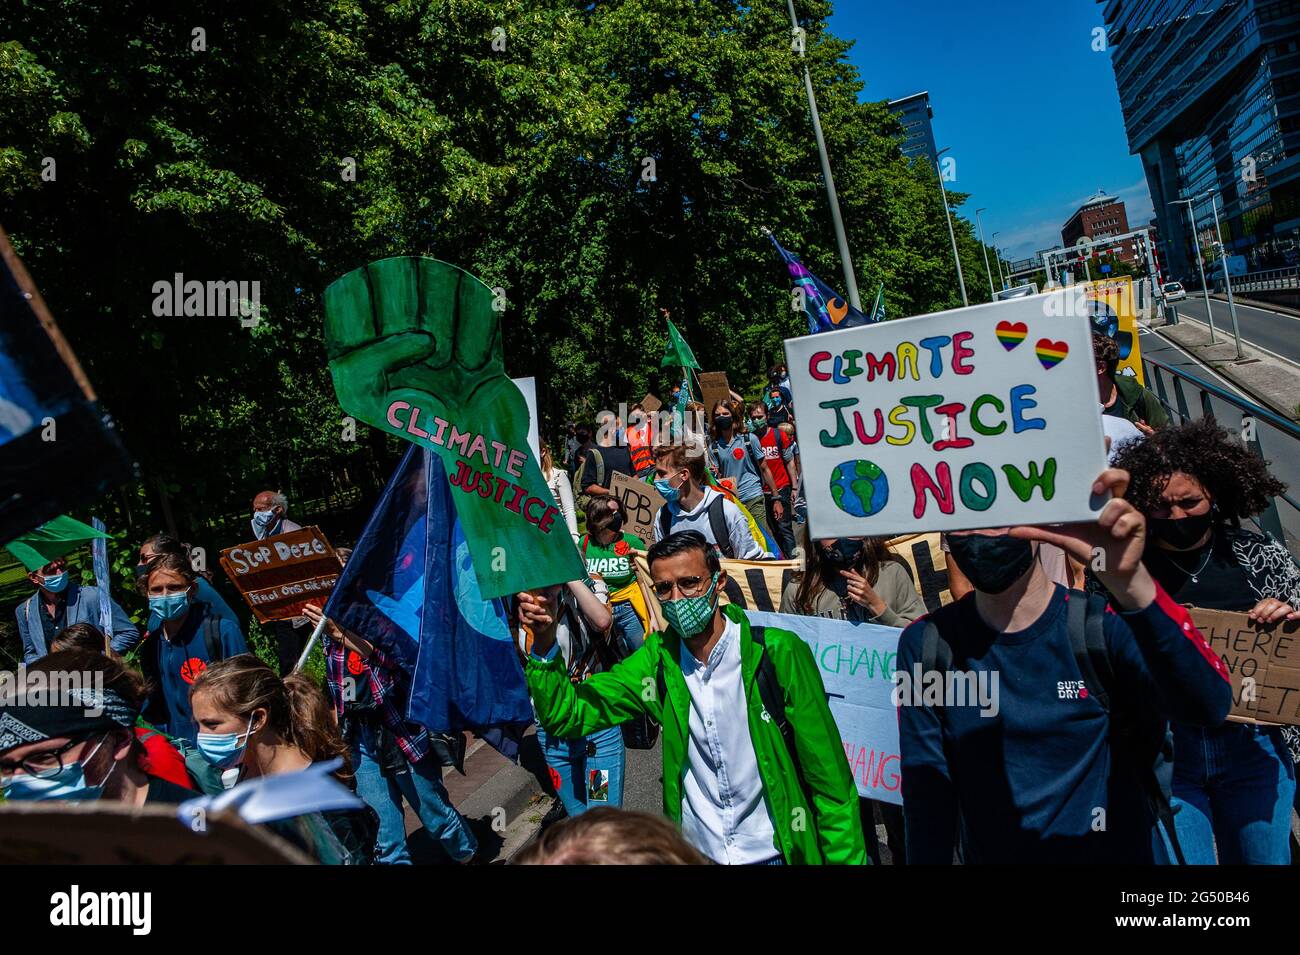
[714,415,732,430]
[821,539,864,570]
[947,534,1036,595]
[1149,511,1213,551]
[608,513,624,535]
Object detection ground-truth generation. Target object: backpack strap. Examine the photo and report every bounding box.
[750,626,815,823]
[581,534,589,556]
[590,446,606,489]
[920,619,954,727]
[706,494,735,559]
[1064,589,1186,865]
[658,502,674,541]
[201,609,223,662]
[744,434,766,486]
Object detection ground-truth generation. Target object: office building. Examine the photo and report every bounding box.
[1062,190,1135,259]
[1101,0,1300,281]
[888,91,939,168]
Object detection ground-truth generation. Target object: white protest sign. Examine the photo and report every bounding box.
[747,611,902,805]
[783,291,1108,538]
[510,376,541,466]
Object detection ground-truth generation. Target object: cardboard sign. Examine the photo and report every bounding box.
[220,526,341,623]
[748,611,903,805]
[1188,607,1300,726]
[1081,277,1143,385]
[0,803,314,865]
[697,371,732,418]
[784,292,1109,538]
[640,393,662,414]
[609,471,667,543]
[885,532,952,611]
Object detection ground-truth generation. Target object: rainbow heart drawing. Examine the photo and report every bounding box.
[1035,338,1069,369]
[995,321,1028,351]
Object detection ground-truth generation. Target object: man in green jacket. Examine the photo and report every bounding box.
[520,530,866,865]
[1093,332,1169,434]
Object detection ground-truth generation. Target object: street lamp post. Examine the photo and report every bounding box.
[785,0,861,311]
[992,233,1007,288]
[975,208,996,302]
[1200,189,1244,360]
[1169,197,1218,343]
[935,146,969,307]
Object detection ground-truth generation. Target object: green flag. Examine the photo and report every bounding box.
[5,515,110,572]
[659,317,701,371]
[322,256,584,599]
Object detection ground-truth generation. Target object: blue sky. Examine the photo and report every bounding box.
[828,0,1154,262]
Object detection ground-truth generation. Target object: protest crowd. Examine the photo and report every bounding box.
[2,282,1298,871]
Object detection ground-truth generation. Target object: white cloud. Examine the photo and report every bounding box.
[995,176,1155,260]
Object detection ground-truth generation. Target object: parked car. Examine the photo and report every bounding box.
[996,283,1038,300]
[1162,281,1186,302]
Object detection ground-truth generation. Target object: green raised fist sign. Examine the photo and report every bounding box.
[323,256,583,598]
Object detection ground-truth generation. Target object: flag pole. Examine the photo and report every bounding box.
[784,0,862,312]
[292,615,330,674]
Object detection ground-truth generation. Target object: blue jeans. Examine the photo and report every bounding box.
[351,727,478,865]
[611,598,645,655]
[1172,722,1295,865]
[536,723,625,817]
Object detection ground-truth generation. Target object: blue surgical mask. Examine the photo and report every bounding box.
[196,716,255,769]
[654,476,683,507]
[253,509,277,527]
[0,736,113,802]
[148,591,190,621]
[40,572,68,593]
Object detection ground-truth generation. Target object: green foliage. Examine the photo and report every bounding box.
[1,0,993,533]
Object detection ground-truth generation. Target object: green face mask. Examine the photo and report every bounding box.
[662,573,719,638]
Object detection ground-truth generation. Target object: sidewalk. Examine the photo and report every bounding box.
[1147,313,1300,422]
[401,728,555,864]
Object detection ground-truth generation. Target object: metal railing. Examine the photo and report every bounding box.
[1140,352,1300,562]
[1206,266,1298,294]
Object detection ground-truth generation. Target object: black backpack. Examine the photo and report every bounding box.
[920,589,1186,864]
[657,493,735,559]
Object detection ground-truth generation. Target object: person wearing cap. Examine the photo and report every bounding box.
[8,517,141,665]
[0,650,196,805]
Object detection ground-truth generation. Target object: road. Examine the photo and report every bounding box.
[1170,295,1300,366]
[1137,325,1300,553]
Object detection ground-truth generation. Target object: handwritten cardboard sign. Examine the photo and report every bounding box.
[609,471,667,544]
[697,371,732,418]
[784,292,1109,538]
[1189,607,1300,726]
[640,393,662,414]
[220,526,341,624]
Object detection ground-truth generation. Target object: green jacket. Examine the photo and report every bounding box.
[525,602,867,864]
[1111,374,1170,429]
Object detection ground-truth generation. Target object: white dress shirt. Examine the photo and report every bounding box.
[678,616,778,863]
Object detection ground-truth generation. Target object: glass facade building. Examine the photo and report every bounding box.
[1101,0,1300,281]
[888,91,939,168]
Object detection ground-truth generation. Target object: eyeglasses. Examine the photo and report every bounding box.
[0,736,89,783]
[651,575,712,600]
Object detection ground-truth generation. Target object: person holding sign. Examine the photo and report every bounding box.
[1111,419,1298,864]
[581,497,650,654]
[521,530,866,864]
[139,555,248,744]
[898,467,1233,864]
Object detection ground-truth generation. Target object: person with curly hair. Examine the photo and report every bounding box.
[1111,417,1299,864]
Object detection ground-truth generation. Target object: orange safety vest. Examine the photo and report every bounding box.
[627,424,653,473]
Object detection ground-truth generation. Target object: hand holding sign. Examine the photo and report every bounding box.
[1009,468,1155,610]
[323,257,584,598]
[1248,598,1300,625]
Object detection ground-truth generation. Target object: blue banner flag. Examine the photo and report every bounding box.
[323,445,533,758]
[766,232,874,334]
